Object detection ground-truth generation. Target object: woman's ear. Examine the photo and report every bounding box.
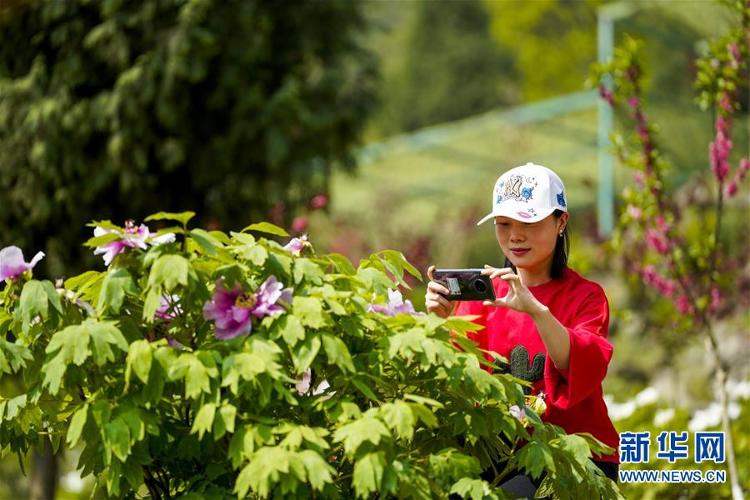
[558,212,569,233]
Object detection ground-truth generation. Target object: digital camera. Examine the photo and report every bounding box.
[432,268,496,302]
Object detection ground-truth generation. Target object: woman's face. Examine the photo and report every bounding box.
[494,213,567,274]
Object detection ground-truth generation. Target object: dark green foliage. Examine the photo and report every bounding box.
[0,0,377,278]
[375,0,517,135]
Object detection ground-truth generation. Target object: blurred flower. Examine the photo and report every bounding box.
[627,96,639,109]
[166,336,185,350]
[653,408,675,427]
[93,220,175,266]
[368,289,419,317]
[634,387,659,406]
[604,396,636,421]
[675,295,692,315]
[509,405,526,422]
[645,228,670,254]
[709,287,722,314]
[710,109,733,183]
[633,171,646,189]
[203,276,292,340]
[598,85,614,106]
[626,205,642,220]
[688,402,740,432]
[310,194,328,210]
[291,216,308,233]
[283,234,310,256]
[0,246,45,281]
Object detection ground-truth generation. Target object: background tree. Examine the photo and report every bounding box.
[369,0,518,136]
[0,0,377,279]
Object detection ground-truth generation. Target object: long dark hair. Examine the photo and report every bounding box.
[503,209,569,280]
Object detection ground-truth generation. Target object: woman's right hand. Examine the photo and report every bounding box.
[425,265,455,318]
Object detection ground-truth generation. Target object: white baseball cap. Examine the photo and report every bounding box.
[476,162,568,225]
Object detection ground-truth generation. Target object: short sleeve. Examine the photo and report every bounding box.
[543,288,613,410]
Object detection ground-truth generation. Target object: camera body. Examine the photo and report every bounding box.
[432,268,496,301]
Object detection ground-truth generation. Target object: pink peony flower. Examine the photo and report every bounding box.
[291,216,308,234]
[203,276,292,340]
[283,235,310,256]
[310,194,328,210]
[725,181,738,197]
[93,220,175,266]
[0,246,45,281]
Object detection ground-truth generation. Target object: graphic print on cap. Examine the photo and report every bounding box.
[496,174,539,204]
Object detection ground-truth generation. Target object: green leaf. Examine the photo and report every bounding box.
[42,281,63,315]
[321,333,355,372]
[88,320,128,366]
[148,254,189,291]
[279,315,305,347]
[243,245,268,266]
[292,296,326,328]
[83,231,122,248]
[190,228,222,256]
[145,211,195,226]
[325,253,356,275]
[352,451,386,498]
[45,324,90,366]
[293,258,324,285]
[98,268,136,315]
[66,404,88,447]
[351,377,379,401]
[125,340,153,386]
[104,418,131,462]
[0,339,33,374]
[380,401,415,441]
[449,478,498,500]
[16,280,48,333]
[191,403,216,440]
[242,222,289,237]
[333,417,390,458]
[407,402,438,428]
[292,336,321,373]
[217,404,237,437]
[142,287,163,322]
[298,449,335,491]
[517,440,553,479]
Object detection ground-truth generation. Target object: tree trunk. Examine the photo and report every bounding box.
[29,437,57,500]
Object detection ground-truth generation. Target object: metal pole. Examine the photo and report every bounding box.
[597,12,615,239]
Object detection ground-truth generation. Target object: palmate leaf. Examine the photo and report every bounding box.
[449,478,501,500]
[352,451,386,498]
[241,222,289,237]
[333,416,391,458]
[0,339,33,374]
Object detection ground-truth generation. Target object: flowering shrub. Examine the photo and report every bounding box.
[592,1,749,497]
[0,213,620,499]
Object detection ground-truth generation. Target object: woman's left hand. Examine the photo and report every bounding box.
[481,265,547,317]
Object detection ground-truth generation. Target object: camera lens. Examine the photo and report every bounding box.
[472,278,487,293]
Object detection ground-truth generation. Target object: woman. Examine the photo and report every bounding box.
[425,163,619,496]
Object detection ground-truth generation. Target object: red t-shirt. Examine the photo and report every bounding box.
[453,266,619,463]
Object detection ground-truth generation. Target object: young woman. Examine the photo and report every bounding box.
[425,163,619,496]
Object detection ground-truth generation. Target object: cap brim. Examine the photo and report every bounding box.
[476,207,557,225]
